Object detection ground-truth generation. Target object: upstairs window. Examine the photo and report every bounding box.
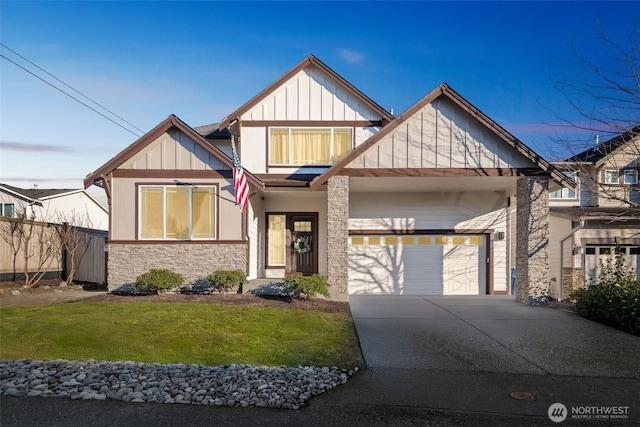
[269,127,353,166]
[139,185,217,240]
[623,170,638,185]
[0,203,15,217]
[550,172,577,199]
[604,169,639,185]
[604,170,620,185]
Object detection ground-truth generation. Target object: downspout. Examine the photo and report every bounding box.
[559,218,585,301]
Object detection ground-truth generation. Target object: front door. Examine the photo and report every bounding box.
[289,216,317,276]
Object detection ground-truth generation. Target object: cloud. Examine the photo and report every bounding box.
[339,49,365,65]
[0,141,75,153]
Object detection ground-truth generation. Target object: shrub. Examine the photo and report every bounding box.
[207,269,247,293]
[283,274,331,300]
[133,269,184,294]
[570,247,640,336]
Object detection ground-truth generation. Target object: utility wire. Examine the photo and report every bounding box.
[0,43,145,137]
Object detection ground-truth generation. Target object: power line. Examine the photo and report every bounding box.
[0,43,145,137]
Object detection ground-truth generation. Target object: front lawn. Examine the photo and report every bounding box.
[0,302,364,368]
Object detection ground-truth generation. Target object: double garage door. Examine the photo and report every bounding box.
[349,233,488,295]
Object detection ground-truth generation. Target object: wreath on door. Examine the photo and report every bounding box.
[293,236,312,254]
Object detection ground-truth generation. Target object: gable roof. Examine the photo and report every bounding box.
[565,125,640,165]
[217,54,395,130]
[0,183,79,201]
[310,83,575,191]
[83,114,264,190]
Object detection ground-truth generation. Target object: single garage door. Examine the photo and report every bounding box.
[349,234,487,295]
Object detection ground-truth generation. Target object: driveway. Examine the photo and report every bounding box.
[325,295,640,422]
[349,295,640,377]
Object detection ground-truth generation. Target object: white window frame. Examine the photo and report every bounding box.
[604,170,620,185]
[550,172,578,199]
[623,170,638,185]
[268,127,353,166]
[138,185,217,240]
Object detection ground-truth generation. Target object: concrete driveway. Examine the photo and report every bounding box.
[349,295,640,377]
[322,295,640,423]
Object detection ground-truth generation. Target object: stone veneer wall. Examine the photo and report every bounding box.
[327,176,349,301]
[107,243,247,290]
[562,267,585,302]
[515,176,550,305]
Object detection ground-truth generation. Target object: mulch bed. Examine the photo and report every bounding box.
[0,280,350,314]
[82,292,350,314]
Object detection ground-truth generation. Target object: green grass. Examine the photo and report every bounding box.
[0,302,364,368]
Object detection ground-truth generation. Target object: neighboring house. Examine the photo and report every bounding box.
[549,127,640,301]
[0,183,109,231]
[84,55,574,303]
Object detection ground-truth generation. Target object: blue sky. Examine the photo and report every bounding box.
[1,1,638,198]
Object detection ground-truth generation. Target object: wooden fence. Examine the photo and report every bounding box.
[0,217,107,284]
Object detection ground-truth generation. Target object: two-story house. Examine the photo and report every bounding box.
[549,127,640,300]
[84,55,573,303]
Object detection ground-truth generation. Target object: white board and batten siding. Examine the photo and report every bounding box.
[240,66,384,174]
[347,97,536,170]
[348,192,508,295]
[121,129,229,171]
[242,66,382,122]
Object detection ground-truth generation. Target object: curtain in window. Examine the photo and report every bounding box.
[291,129,330,164]
[268,215,286,266]
[166,187,190,239]
[333,129,352,162]
[192,187,215,239]
[270,129,289,164]
[140,188,164,238]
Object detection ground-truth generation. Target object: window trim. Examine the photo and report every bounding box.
[0,203,15,218]
[623,170,638,185]
[549,171,577,200]
[604,169,620,185]
[268,126,354,166]
[137,184,218,241]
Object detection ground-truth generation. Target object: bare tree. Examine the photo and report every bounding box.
[1,212,26,281]
[54,210,95,285]
[0,202,61,287]
[549,24,640,210]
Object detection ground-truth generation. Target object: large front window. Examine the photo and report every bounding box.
[269,127,353,166]
[139,185,216,240]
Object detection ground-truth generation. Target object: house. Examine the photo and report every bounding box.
[0,183,109,283]
[549,127,640,301]
[0,183,109,231]
[84,55,575,303]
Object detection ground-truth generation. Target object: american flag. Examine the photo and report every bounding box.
[232,144,249,212]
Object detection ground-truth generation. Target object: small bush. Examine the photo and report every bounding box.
[283,274,331,300]
[570,247,640,336]
[207,269,247,293]
[133,269,184,294]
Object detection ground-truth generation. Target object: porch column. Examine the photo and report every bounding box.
[327,175,349,301]
[516,176,550,305]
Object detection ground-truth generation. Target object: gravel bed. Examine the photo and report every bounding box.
[0,359,357,409]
